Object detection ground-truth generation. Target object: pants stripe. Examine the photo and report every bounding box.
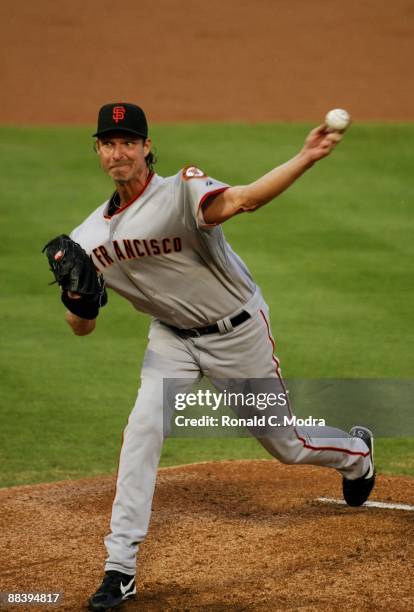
[258,309,369,458]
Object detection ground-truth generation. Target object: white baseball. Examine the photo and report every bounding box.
[325,108,351,131]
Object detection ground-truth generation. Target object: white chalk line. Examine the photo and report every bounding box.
[316,497,414,511]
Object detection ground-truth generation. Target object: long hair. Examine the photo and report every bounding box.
[145,148,157,172]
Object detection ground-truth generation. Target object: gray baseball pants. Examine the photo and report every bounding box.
[104,291,371,575]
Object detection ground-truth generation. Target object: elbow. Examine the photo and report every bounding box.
[237,186,262,213]
[73,324,95,336]
[65,311,96,336]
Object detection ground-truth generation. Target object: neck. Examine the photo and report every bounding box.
[115,168,151,205]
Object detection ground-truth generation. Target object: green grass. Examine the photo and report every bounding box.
[0,123,413,487]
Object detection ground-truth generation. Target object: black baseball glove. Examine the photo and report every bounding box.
[42,234,107,320]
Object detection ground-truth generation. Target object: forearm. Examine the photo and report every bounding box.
[237,150,314,212]
[65,310,96,335]
[202,151,313,224]
[202,125,342,225]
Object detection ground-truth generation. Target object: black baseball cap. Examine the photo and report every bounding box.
[93,103,148,138]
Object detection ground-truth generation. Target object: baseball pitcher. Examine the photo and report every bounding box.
[43,103,375,611]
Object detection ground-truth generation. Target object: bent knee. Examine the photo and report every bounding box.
[260,436,304,464]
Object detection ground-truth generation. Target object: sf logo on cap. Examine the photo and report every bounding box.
[113,106,126,123]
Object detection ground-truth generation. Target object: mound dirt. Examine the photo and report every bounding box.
[0,460,413,611]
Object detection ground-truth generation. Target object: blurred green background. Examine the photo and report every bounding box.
[0,124,413,487]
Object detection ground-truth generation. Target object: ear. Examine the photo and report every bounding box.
[94,140,100,154]
[143,138,152,156]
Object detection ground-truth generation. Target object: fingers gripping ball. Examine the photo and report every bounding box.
[42,234,107,319]
[325,108,351,132]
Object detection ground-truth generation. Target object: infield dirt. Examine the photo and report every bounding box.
[1,0,414,123]
[1,461,413,611]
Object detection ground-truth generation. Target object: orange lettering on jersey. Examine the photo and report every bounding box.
[93,247,106,267]
[162,238,171,253]
[173,237,182,252]
[133,240,145,257]
[113,240,126,260]
[99,246,115,265]
[91,236,182,267]
[123,240,135,259]
[182,165,207,181]
[142,240,152,256]
[150,239,161,255]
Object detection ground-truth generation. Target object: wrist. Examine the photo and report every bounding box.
[296,149,316,170]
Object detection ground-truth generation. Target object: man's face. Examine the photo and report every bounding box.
[96,132,152,184]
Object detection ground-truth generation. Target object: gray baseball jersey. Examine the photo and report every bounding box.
[71,166,255,328]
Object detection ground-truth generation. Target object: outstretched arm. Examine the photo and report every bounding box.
[202,126,343,225]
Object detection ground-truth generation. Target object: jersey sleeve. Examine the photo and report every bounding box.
[179,166,230,230]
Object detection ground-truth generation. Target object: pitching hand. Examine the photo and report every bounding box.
[301,125,343,163]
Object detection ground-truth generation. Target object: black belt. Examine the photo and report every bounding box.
[166,310,251,338]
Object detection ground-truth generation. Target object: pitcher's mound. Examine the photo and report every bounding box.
[0,460,413,611]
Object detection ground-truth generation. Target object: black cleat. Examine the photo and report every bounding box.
[88,570,136,611]
[343,426,376,507]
